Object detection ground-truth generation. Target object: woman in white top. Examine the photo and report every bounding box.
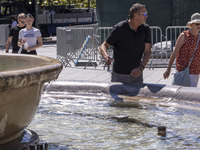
[18,14,43,55]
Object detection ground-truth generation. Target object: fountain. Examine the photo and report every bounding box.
[1,53,200,149]
[33,81,200,149]
[0,53,62,149]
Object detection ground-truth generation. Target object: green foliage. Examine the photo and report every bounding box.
[41,0,96,8]
[0,0,96,8]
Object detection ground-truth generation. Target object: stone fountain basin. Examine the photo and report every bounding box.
[0,53,62,144]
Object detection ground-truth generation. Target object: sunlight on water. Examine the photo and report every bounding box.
[29,93,200,150]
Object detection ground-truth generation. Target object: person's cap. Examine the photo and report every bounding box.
[187,13,200,28]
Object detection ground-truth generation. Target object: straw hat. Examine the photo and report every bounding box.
[187,13,200,28]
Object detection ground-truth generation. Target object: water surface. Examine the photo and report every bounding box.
[29,92,200,150]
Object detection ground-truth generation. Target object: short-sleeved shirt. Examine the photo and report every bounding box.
[176,30,200,74]
[9,26,25,52]
[106,19,151,74]
[18,27,42,48]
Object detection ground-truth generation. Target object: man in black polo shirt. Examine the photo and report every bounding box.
[6,13,26,53]
[100,3,151,84]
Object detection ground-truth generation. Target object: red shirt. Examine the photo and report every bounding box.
[176,30,200,74]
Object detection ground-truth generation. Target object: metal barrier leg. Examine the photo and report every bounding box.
[57,55,72,67]
[0,45,5,51]
[84,60,97,69]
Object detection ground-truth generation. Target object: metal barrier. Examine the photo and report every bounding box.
[74,23,98,30]
[57,25,190,69]
[57,27,71,66]
[0,24,9,51]
[149,26,164,68]
[95,27,113,46]
[149,26,187,68]
[57,26,96,67]
[165,26,188,50]
[155,26,188,69]
[150,26,163,59]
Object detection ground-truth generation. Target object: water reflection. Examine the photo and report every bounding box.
[29,93,200,150]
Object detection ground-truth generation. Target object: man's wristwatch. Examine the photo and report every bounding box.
[139,64,145,70]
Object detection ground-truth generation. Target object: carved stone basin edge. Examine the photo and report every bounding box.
[0,53,63,144]
[0,54,63,91]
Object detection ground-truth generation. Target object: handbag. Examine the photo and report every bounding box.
[172,34,200,87]
[172,67,190,86]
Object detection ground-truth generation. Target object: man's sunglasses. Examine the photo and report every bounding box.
[138,12,148,17]
[19,20,25,24]
[195,23,200,26]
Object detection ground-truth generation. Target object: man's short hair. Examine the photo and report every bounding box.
[18,13,25,19]
[129,3,146,19]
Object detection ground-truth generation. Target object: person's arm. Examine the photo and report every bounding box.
[26,36,43,51]
[130,43,152,77]
[35,36,43,49]
[141,43,152,69]
[18,38,25,47]
[5,36,13,53]
[18,30,25,47]
[99,41,113,66]
[163,33,185,79]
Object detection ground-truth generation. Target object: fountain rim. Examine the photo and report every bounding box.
[45,81,200,102]
[0,54,63,91]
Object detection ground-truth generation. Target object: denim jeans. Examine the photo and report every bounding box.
[111,72,143,84]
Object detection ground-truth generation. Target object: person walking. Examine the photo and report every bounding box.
[18,14,43,55]
[163,13,200,87]
[11,17,17,27]
[99,3,151,84]
[5,13,26,53]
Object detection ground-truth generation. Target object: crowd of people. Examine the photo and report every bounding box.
[6,13,42,55]
[5,3,200,87]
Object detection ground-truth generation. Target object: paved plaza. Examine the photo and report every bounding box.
[3,42,194,86]
[35,43,176,86]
